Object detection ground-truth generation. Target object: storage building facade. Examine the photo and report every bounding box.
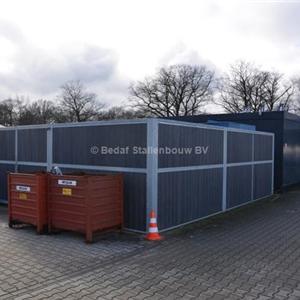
[0,118,274,232]
[168,111,298,191]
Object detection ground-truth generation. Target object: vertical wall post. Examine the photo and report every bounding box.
[251,134,255,200]
[47,125,53,172]
[14,127,18,172]
[222,130,227,211]
[146,119,159,231]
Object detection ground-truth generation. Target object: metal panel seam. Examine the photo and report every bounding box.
[14,128,18,172]
[0,161,146,172]
[222,130,227,211]
[54,163,147,173]
[0,160,15,164]
[251,134,254,201]
[158,164,223,173]
[146,119,158,231]
[0,119,148,131]
[228,160,273,167]
[18,162,48,167]
[47,125,53,171]
[271,134,275,193]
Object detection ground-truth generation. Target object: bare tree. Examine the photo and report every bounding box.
[58,80,104,122]
[18,99,60,125]
[218,61,295,113]
[98,106,146,120]
[262,73,294,111]
[289,78,300,113]
[129,64,215,117]
[0,98,24,126]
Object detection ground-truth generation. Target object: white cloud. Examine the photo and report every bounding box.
[0,0,300,107]
[0,20,128,104]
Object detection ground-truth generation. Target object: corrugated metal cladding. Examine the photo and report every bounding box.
[283,118,300,186]
[254,135,273,161]
[158,168,223,230]
[123,173,146,231]
[0,130,15,161]
[227,165,252,208]
[18,129,47,162]
[0,164,15,202]
[59,168,147,232]
[0,119,274,232]
[166,111,284,191]
[53,124,147,168]
[158,124,223,168]
[227,132,252,163]
[253,163,273,199]
[157,122,273,230]
[17,165,47,173]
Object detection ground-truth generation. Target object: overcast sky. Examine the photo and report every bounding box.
[0,0,300,107]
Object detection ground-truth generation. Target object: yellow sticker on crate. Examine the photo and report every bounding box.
[62,188,72,196]
[19,193,27,200]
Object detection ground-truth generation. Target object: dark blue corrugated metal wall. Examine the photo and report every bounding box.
[227,165,252,208]
[0,130,15,161]
[157,123,273,229]
[158,169,223,229]
[283,116,300,186]
[0,123,148,231]
[158,124,223,168]
[0,164,15,201]
[167,112,283,191]
[18,129,47,162]
[0,119,274,231]
[53,124,147,168]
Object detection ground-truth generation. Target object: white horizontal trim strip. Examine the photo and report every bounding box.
[0,160,273,172]
[227,160,273,167]
[0,160,147,173]
[158,119,274,136]
[0,128,16,132]
[0,119,148,131]
[158,120,224,132]
[158,160,273,173]
[0,160,15,165]
[0,125,48,131]
[158,164,223,173]
[54,163,147,174]
[18,161,48,167]
[53,119,148,129]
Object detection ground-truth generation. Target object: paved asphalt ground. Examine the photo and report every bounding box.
[0,190,300,300]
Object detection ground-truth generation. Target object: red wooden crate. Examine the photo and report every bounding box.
[48,174,123,242]
[8,173,48,233]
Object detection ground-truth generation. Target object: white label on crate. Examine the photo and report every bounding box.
[16,185,31,192]
[58,180,77,186]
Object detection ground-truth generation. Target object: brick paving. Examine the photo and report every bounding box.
[1,190,300,299]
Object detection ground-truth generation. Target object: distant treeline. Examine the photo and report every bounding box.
[1,61,299,126]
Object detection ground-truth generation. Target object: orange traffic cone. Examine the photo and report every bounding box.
[146,210,163,241]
